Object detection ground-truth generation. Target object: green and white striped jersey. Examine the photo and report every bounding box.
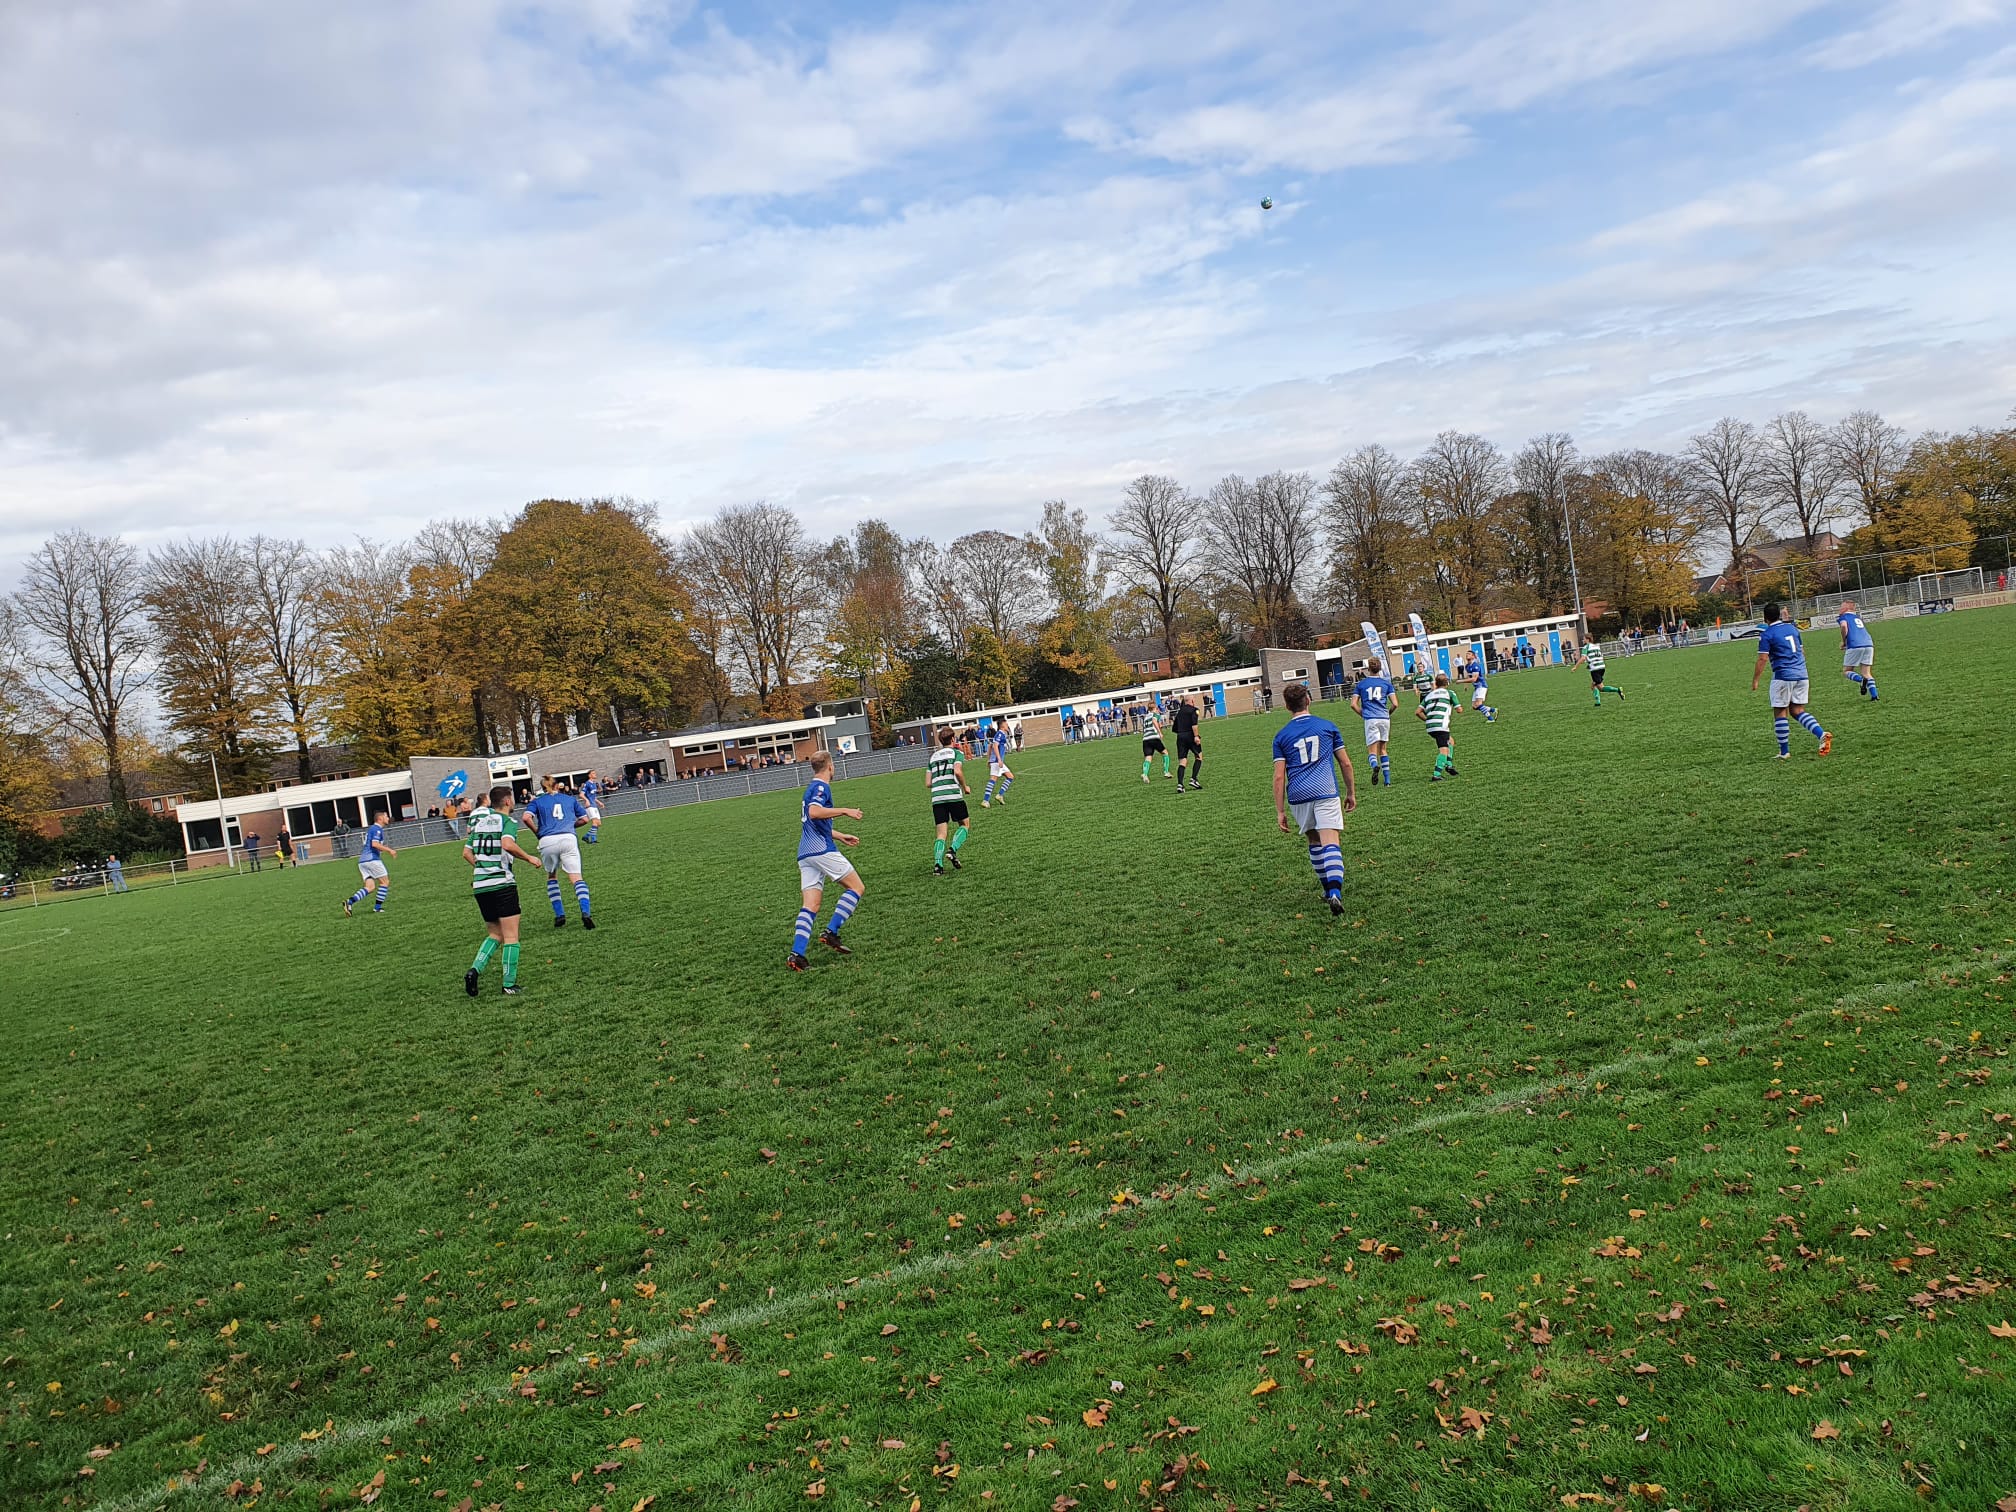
[1142,710,1161,737]
[928,747,964,803]
[1420,688,1455,733]
[1583,642,1605,671]
[466,807,520,892]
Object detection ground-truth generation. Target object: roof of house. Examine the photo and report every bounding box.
[49,768,199,810]
[1109,636,1170,665]
[1740,531,1841,569]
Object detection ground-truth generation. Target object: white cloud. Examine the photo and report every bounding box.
[1805,0,2012,68]
[1,0,2013,592]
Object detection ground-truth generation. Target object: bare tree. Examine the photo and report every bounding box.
[1411,432,1507,621]
[1201,471,1318,646]
[248,536,330,784]
[683,504,821,705]
[906,537,975,658]
[12,530,152,811]
[146,537,276,790]
[947,530,1044,645]
[1685,417,1771,574]
[1760,410,1842,547]
[675,539,738,723]
[1322,445,1417,630]
[1830,409,1908,524]
[1107,475,1201,672]
[1509,433,1579,612]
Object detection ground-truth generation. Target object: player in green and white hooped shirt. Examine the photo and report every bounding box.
[1140,702,1172,781]
[928,728,973,875]
[1416,672,1460,780]
[463,786,539,996]
[1582,639,1624,706]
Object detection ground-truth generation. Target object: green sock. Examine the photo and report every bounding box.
[951,825,968,853]
[1142,758,1152,778]
[472,937,497,972]
[1162,756,1171,775]
[934,837,946,866]
[501,944,519,988]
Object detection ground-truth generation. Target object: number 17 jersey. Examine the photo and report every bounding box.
[1272,714,1345,801]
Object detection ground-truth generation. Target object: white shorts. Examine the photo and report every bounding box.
[1842,647,1873,667]
[797,850,856,890]
[989,761,1009,778]
[1289,797,1345,836]
[1471,686,1488,706]
[1362,719,1390,746]
[357,859,388,882]
[1768,678,1811,707]
[539,833,582,878]
[586,805,602,822]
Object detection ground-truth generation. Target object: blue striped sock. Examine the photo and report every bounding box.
[374,885,387,908]
[1797,711,1826,741]
[1849,672,1865,687]
[1306,844,1328,888]
[547,878,564,917]
[348,887,368,905]
[999,777,1012,796]
[573,879,591,918]
[827,888,860,936]
[791,908,816,956]
[1318,844,1344,890]
[1774,717,1790,755]
[983,779,996,802]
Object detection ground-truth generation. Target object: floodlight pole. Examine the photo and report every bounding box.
[210,752,235,869]
[1560,492,1588,646]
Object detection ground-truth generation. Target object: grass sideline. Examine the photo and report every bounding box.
[3,614,2012,1512]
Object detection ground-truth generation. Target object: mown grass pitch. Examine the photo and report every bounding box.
[4,614,2013,1512]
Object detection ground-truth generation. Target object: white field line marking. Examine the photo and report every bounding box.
[0,925,72,954]
[104,975,1932,1510]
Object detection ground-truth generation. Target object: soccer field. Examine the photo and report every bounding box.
[5,616,2013,1511]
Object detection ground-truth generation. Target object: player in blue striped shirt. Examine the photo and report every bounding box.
[1836,602,1878,701]
[1271,682,1357,917]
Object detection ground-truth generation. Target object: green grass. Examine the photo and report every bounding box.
[4,614,2013,1512]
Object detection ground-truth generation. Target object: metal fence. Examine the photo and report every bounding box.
[322,743,935,860]
[0,856,235,912]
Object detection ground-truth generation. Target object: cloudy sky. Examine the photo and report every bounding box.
[3,0,2013,583]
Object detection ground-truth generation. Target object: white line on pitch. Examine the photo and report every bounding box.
[98,975,1933,1512]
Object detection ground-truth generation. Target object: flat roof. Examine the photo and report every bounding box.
[176,770,416,823]
[891,667,1261,729]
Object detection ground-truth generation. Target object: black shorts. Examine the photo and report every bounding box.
[1589,666,1605,685]
[1142,737,1166,755]
[476,885,521,923]
[1176,735,1201,757]
[1430,730,1451,749]
[932,800,969,826]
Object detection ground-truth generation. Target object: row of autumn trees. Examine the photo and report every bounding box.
[4,412,2012,860]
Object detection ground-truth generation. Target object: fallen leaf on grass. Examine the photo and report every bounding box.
[1052,1498,1081,1512]
[1251,1379,1279,1396]
[1376,1317,1419,1344]
[1629,1485,1665,1502]
[880,1323,899,1337]
[880,1439,904,1450]
[1287,1278,1326,1291]
[357,1470,386,1504]
[630,1497,656,1512]
[617,1437,642,1450]
[1811,1421,1840,1441]
[1082,1402,1110,1429]
[1988,1320,2016,1339]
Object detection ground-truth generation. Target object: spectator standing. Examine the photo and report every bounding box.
[107,854,128,893]
[245,832,263,872]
